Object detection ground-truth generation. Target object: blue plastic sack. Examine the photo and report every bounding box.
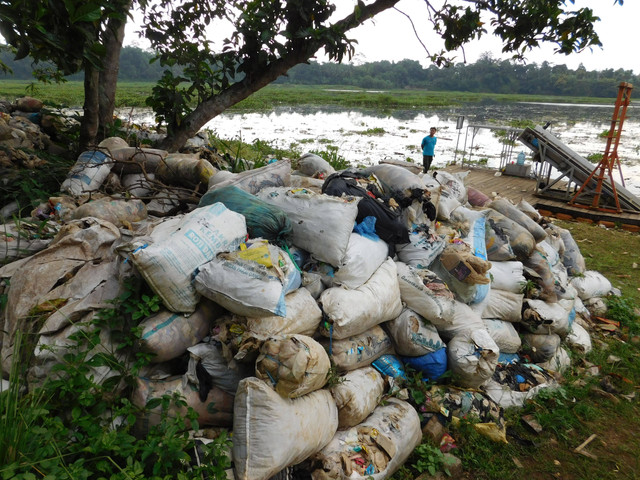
[354,216,380,241]
[372,354,406,380]
[498,352,520,365]
[401,347,448,382]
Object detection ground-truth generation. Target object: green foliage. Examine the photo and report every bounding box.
[0,149,74,218]
[355,127,386,135]
[0,278,231,479]
[205,131,298,173]
[606,295,640,335]
[410,442,453,476]
[146,70,193,136]
[309,146,350,170]
[465,157,489,166]
[0,0,128,76]
[587,152,604,163]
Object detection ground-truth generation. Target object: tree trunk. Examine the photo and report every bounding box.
[158,0,400,152]
[79,63,100,152]
[98,1,131,138]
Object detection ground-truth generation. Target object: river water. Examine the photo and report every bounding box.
[126,98,640,195]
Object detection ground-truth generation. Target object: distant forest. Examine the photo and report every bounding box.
[2,46,637,98]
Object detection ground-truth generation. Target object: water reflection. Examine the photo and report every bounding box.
[122,102,640,194]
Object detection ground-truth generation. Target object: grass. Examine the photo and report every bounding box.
[441,219,640,480]
[555,220,640,304]
[0,80,617,112]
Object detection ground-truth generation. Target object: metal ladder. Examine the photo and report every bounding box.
[569,82,633,213]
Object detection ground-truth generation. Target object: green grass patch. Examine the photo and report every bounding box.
[587,152,604,163]
[353,127,386,135]
[0,80,617,112]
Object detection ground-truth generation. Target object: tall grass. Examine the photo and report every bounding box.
[0,331,50,468]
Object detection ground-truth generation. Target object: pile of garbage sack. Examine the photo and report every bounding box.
[1,118,617,479]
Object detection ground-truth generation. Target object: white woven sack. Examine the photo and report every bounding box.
[319,258,403,339]
[436,300,486,340]
[233,377,338,480]
[559,227,586,276]
[566,322,592,354]
[362,163,425,194]
[483,319,521,354]
[297,153,335,178]
[552,261,571,299]
[208,159,291,193]
[122,172,156,198]
[524,299,571,336]
[396,231,447,268]
[0,221,53,262]
[395,261,456,328]
[330,366,385,429]
[489,197,547,243]
[516,198,542,222]
[482,288,524,322]
[130,203,247,313]
[435,187,462,221]
[132,376,234,432]
[385,308,444,356]
[256,334,331,399]
[310,398,422,480]
[323,325,394,372]
[489,261,526,293]
[257,187,360,266]
[537,239,560,267]
[139,301,215,363]
[61,150,113,195]
[246,287,322,337]
[333,232,388,289]
[433,170,468,203]
[447,329,499,389]
[538,346,571,373]
[521,332,561,363]
[194,242,300,317]
[570,271,613,300]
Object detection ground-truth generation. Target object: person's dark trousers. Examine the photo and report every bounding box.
[423,155,433,173]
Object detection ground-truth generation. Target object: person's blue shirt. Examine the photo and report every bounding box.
[422,135,437,156]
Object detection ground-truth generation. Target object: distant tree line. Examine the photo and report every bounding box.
[2,46,637,98]
[276,54,638,98]
[1,46,167,82]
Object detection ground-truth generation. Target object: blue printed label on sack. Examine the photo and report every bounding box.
[184,229,214,258]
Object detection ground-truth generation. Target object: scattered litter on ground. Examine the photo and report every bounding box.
[0,96,630,479]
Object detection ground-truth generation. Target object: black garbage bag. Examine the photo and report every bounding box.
[322,171,409,245]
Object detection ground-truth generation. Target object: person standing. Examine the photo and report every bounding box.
[421,127,437,173]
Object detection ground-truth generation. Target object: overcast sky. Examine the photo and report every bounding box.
[125,1,639,74]
[336,0,638,73]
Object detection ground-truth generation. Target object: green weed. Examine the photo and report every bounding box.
[0,278,231,479]
[309,146,350,171]
[587,152,604,163]
[605,295,639,334]
[354,127,386,135]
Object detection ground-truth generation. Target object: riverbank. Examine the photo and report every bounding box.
[0,81,617,111]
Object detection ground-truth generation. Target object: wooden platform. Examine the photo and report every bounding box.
[443,164,640,231]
